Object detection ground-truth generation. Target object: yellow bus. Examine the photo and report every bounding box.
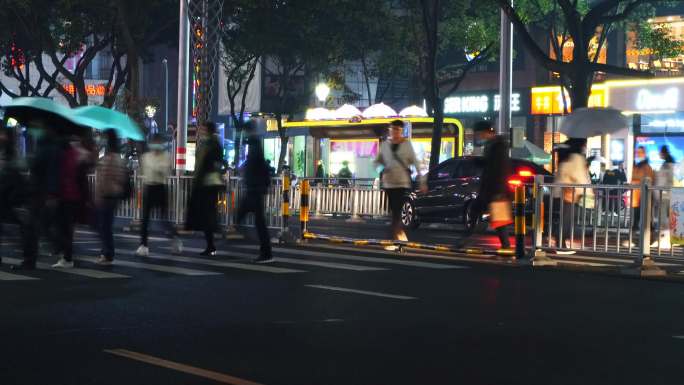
[262,117,464,178]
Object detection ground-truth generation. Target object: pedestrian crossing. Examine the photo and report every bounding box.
[4,234,684,283]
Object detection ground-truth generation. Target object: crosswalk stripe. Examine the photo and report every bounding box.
[165,246,387,272]
[0,270,39,281]
[305,285,416,300]
[112,249,305,274]
[232,245,466,269]
[75,257,222,276]
[3,257,130,279]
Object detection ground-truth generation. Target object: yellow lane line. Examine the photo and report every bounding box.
[104,349,265,385]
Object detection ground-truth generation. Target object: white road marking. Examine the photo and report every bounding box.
[110,249,304,274]
[3,257,130,279]
[75,257,222,276]
[305,284,416,300]
[233,245,466,269]
[104,349,264,385]
[673,335,684,339]
[0,271,39,281]
[166,246,387,272]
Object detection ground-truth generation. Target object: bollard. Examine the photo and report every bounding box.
[300,179,310,238]
[514,184,526,259]
[282,174,290,230]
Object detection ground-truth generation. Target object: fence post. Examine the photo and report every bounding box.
[530,175,557,266]
[300,179,310,239]
[628,177,665,277]
[514,184,526,259]
[278,174,296,244]
[347,187,362,222]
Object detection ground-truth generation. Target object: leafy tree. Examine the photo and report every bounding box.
[634,22,684,70]
[402,0,500,169]
[496,0,679,110]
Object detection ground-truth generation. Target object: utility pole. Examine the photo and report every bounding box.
[162,58,169,135]
[498,2,513,138]
[176,1,189,174]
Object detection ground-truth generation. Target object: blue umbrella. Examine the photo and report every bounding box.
[2,97,101,135]
[71,105,144,141]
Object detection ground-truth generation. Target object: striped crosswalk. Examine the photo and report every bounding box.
[4,233,684,283]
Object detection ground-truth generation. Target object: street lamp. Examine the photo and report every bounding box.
[162,58,168,134]
[315,83,330,106]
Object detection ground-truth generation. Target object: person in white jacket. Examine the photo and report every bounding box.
[554,138,594,252]
[374,120,427,245]
[653,145,675,249]
[136,135,181,256]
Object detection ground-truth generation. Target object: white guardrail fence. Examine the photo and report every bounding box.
[93,173,684,262]
[93,174,390,230]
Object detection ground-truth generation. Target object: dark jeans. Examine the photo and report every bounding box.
[385,188,407,240]
[141,184,175,246]
[97,198,118,260]
[57,201,78,262]
[236,192,271,257]
[22,197,47,265]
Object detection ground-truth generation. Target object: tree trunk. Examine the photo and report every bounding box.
[429,96,444,170]
[276,113,289,174]
[568,64,592,110]
[127,52,144,132]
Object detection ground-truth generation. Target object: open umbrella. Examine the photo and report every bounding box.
[71,105,144,141]
[559,107,628,138]
[511,140,552,165]
[2,97,100,135]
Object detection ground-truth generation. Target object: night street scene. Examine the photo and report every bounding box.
[6,1,684,384]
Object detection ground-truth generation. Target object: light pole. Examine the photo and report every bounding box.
[176,0,189,174]
[315,83,330,107]
[498,2,513,139]
[162,58,168,134]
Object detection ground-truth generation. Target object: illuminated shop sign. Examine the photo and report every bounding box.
[640,112,684,134]
[607,78,684,113]
[443,92,523,115]
[62,83,111,97]
[530,86,606,115]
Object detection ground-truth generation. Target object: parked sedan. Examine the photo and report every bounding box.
[401,157,550,229]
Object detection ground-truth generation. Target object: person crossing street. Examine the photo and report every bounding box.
[135,134,182,257]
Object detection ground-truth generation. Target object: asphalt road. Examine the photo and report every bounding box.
[2,226,684,385]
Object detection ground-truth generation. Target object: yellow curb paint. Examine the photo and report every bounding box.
[104,349,264,385]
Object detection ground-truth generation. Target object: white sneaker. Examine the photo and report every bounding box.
[95,256,113,266]
[135,245,149,257]
[171,238,183,254]
[52,258,74,268]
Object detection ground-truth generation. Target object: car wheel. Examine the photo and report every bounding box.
[401,200,419,229]
[464,202,485,232]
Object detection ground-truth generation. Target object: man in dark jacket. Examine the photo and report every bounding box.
[468,121,512,250]
[235,120,273,263]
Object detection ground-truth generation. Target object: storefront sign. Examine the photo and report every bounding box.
[670,188,684,245]
[607,79,684,113]
[530,86,606,115]
[640,112,684,134]
[443,91,525,115]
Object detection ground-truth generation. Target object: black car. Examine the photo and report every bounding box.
[401,156,550,229]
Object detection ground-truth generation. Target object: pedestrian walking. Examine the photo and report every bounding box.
[0,127,26,266]
[374,119,426,247]
[554,138,593,252]
[337,160,352,187]
[467,121,513,250]
[13,119,61,271]
[135,134,181,257]
[315,159,326,185]
[51,136,91,268]
[235,121,273,263]
[186,121,224,256]
[94,129,128,265]
[653,145,675,249]
[631,146,655,232]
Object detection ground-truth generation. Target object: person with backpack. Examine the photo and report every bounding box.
[94,129,128,265]
[135,134,181,257]
[186,121,224,256]
[234,120,273,263]
[374,119,426,246]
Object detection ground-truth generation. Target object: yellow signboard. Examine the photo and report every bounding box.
[531,85,607,115]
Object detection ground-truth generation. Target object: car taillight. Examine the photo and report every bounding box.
[507,178,523,189]
[518,169,534,178]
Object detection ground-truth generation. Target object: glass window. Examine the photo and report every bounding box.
[428,161,458,181]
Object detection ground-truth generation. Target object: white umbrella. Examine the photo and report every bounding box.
[305,107,334,120]
[559,107,628,138]
[334,104,362,119]
[399,105,428,117]
[362,103,397,118]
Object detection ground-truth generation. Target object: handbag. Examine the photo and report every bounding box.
[489,200,513,229]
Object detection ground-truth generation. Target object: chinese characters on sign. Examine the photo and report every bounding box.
[62,83,111,97]
[530,86,606,115]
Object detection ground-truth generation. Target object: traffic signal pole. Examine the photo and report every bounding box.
[176,0,190,174]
